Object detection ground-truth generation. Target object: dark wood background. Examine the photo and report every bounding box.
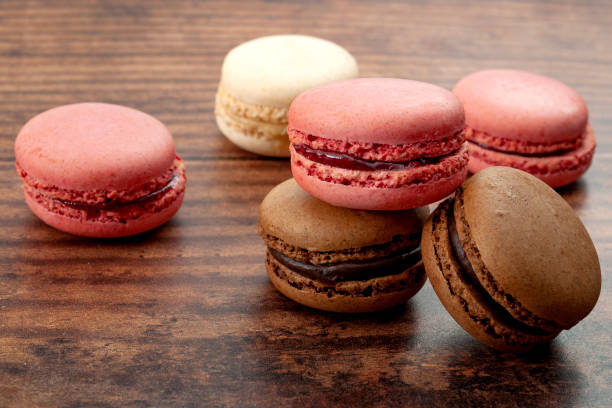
[1,1,610,407]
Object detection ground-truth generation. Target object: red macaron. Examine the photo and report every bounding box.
[15,103,187,238]
[288,78,468,210]
[452,69,595,187]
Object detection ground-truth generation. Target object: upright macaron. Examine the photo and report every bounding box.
[453,69,595,187]
[258,178,428,313]
[288,78,468,210]
[215,35,359,157]
[421,167,601,352]
[15,103,187,238]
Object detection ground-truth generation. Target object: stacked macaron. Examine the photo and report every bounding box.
[287,78,469,210]
[258,179,428,313]
[259,77,470,313]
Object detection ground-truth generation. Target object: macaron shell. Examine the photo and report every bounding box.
[25,187,184,238]
[453,69,588,144]
[15,103,175,192]
[258,178,427,251]
[266,250,427,313]
[460,167,601,328]
[421,205,558,352]
[221,35,358,109]
[289,78,465,145]
[292,156,467,211]
[467,125,596,188]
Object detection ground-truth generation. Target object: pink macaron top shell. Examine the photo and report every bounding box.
[453,70,588,145]
[288,78,465,146]
[15,103,176,192]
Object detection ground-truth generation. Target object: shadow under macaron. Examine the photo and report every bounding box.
[556,178,590,211]
[248,282,423,398]
[437,337,584,406]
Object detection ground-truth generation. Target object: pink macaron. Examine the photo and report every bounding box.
[288,78,468,210]
[452,69,595,187]
[15,103,187,238]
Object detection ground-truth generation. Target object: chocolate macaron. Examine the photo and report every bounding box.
[258,178,428,313]
[421,166,601,352]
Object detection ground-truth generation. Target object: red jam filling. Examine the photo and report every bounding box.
[469,140,575,157]
[293,144,445,171]
[56,173,179,212]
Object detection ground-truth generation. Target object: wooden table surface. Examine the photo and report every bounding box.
[1,1,610,407]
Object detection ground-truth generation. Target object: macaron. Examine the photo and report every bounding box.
[15,103,187,238]
[421,166,601,352]
[288,78,468,210]
[215,34,359,157]
[258,178,428,313]
[452,69,596,187]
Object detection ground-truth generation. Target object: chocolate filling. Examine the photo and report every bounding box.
[447,202,552,336]
[56,173,179,212]
[293,144,447,171]
[469,140,575,158]
[269,247,421,285]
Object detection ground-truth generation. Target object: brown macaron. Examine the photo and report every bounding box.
[258,178,428,313]
[421,166,601,352]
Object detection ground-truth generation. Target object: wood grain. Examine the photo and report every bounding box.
[0,1,610,407]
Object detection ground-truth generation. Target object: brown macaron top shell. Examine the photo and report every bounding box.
[259,178,428,253]
[457,167,600,330]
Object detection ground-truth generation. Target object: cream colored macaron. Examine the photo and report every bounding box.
[215,35,359,157]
